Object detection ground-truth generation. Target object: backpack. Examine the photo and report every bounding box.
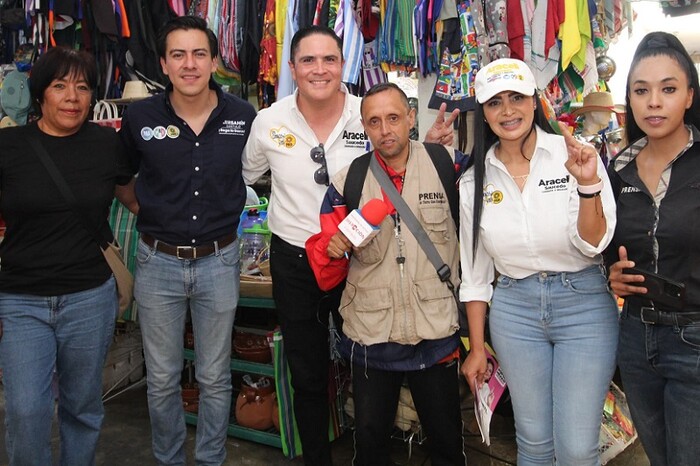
[343,143,459,228]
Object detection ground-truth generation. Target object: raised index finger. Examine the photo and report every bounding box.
[557,121,577,147]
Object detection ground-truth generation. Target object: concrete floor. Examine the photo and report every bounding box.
[0,379,650,465]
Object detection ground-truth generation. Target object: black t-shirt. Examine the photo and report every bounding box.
[0,122,132,296]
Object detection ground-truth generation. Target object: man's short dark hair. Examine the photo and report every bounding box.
[30,46,97,104]
[290,25,342,63]
[360,82,411,116]
[157,16,218,59]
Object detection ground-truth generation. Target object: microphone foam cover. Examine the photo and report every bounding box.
[360,198,390,226]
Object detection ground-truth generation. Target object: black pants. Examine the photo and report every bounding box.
[352,359,466,466]
[270,235,344,466]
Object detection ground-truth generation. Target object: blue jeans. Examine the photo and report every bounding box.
[489,266,619,466]
[617,304,700,466]
[0,277,117,466]
[135,238,239,466]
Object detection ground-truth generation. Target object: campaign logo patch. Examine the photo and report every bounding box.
[219,119,247,136]
[270,126,296,148]
[153,126,167,140]
[483,184,503,204]
[166,125,180,139]
[141,127,154,141]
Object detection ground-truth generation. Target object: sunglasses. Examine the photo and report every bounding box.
[310,143,329,186]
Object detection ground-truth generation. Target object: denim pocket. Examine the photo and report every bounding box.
[495,275,515,289]
[136,240,155,264]
[680,324,700,350]
[564,270,608,295]
[217,240,240,266]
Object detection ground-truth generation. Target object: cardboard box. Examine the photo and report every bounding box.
[240,275,273,298]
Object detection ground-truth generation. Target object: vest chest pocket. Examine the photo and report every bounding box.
[419,205,449,244]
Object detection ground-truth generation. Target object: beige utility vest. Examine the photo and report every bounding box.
[333,141,461,346]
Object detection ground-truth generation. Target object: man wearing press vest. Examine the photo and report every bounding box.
[306,82,468,465]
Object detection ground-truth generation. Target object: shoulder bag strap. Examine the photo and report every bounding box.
[27,138,111,248]
[368,153,462,308]
[343,151,372,212]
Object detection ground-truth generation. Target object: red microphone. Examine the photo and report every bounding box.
[339,198,390,247]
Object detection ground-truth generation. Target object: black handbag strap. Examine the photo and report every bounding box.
[368,154,462,308]
[28,138,111,249]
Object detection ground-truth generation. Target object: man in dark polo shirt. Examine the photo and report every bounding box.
[116,16,256,466]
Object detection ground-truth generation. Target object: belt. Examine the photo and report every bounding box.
[626,302,700,326]
[141,233,236,260]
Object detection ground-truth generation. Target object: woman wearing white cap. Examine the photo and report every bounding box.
[459,58,619,465]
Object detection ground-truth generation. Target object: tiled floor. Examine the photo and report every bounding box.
[0,380,650,465]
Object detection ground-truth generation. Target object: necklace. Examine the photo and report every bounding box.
[511,173,529,189]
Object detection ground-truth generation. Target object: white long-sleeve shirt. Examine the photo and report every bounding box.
[459,127,616,303]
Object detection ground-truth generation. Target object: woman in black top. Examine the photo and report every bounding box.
[607,32,700,466]
[0,47,131,465]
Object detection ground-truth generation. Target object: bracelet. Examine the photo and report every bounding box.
[577,179,603,194]
[577,189,601,199]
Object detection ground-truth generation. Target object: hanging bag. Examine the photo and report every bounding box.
[91,100,122,130]
[27,138,134,316]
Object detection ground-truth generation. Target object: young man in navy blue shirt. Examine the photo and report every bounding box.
[116,16,256,466]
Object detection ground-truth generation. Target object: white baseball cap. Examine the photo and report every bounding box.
[474,58,537,104]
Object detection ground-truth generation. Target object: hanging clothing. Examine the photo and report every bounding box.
[277,0,297,99]
[276,0,289,76]
[559,0,590,71]
[339,0,363,85]
[507,0,525,61]
[361,39,387,93]
[428,0,478,113]
[481,0,510,61]
[124,0,174,85]
[530,0,562,89]
[239,0,263,86]
[258,0,278,109]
